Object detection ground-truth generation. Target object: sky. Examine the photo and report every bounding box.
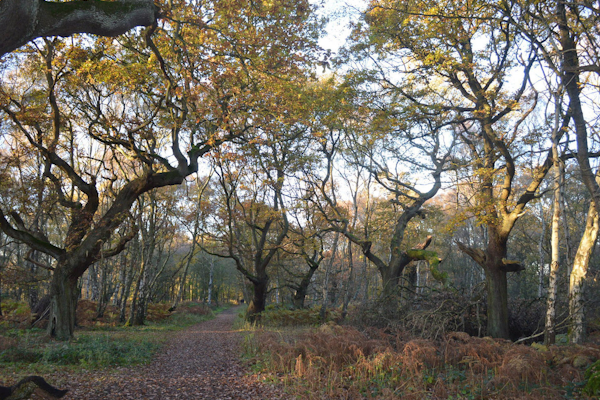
[316,0,367,53]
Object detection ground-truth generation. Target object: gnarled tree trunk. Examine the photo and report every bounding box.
[247,278,268,320]
[485,266,509,339]
[48,266,79,340]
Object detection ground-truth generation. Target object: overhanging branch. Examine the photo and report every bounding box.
[0,0,159,57]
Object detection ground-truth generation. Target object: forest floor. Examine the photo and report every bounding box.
[2,303,600,399]
[14,306,285,400]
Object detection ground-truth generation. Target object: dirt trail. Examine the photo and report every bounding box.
[53,307,284,400]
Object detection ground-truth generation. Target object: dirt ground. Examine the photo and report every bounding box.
[41,307,285,400]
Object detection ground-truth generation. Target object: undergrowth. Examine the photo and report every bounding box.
[584,359,600,396]
[242,319,600,399]
[259,304,340,327]
[0,300,223,376]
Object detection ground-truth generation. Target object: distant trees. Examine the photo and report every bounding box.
[287,198,328,310]
[209,115,316,318]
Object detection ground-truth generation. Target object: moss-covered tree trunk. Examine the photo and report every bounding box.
[484,235,511,339]
[379,264,402,300]
[292,263,319,309]
[376,237,443,300]
[292,286,309,310]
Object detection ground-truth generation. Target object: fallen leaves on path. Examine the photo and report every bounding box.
[42,308,285,400]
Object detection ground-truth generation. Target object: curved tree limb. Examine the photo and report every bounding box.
[0,208,65,260]
[0,0,159,57]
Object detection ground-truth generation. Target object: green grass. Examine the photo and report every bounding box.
[0,330,164,376]
[233,304,251,330]
[0,303,227,376]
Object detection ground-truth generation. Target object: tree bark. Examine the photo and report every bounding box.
[378,236,437,299]
[292,284,309,310]
[292,260,319,309]
[569,196,599,344]
[118,249,137,323]
[457,231,523,340]
[557,1,600,214]
[96,260,115,318]
[552,0,600,345]
[87,264,100,302]
[0,0,158,57]
[341,240,353,320]
[545,99,564,346]
[485,266,509,339]
[47,268,78,340]
[320,231,340,321]
[537,202,546,298]
[247,278,268,320]
[207,258,214,305]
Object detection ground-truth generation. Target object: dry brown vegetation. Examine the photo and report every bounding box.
[243,324,600,399]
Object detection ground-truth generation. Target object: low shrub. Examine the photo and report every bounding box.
[166,311,212,327]
[584,359,600,397]
[508,297,547,342]
[145,303,172,322]
[177,302,212,316]
[348,290,477,340]
[0,347,42,363]
[348,290,552,342]
[42,334,160,367]
[164,302,214,327]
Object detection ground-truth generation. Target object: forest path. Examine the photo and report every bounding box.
[54,307,284,400]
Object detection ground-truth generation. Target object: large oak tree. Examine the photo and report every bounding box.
[349,0,564,338]
[0,0,322,339]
